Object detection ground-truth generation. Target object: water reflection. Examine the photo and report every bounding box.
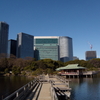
[0,76,33,99]
[69,74,100,100]
[0,74,100,100]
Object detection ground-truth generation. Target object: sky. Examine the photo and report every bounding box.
[0,0,100,60]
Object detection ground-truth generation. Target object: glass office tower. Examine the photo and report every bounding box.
[17,33,34,58]
[7,39,17,58]
[0,22,9,55]
[59,36,73,62]
[34,36,59,61]
[85,51,97,60]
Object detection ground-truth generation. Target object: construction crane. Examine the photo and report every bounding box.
[88,42,93,50]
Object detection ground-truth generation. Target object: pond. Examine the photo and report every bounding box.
[0,76,33,99]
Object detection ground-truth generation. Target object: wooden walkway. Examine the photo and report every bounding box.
[37,83,51,100]
[50,77,71,99]
[3,75,71,100]
[36,75,71,100]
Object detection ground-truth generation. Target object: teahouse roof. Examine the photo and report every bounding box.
[56,64,86,71]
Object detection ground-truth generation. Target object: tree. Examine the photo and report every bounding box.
[13,58,25,70]
[0,58,8,71]
[36,60,46,69]
[4,68,9,73]
[88,58,100,68]
[12,66,21,75]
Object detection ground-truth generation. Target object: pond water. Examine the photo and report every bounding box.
[0,76,33,100]
[0,74,100,100]
[69,73,100,100]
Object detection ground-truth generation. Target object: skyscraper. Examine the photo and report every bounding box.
[34,36,59,61]
[85,51,97,60]
[59,36,73,62]
[7,39,17,58]
[34,36,73,62]
[0,22,9,55]
[17,32,34,58]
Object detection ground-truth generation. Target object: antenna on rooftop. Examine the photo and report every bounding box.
[88,42,93,50]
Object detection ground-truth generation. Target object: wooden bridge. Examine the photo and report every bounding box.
[3,75,71,100]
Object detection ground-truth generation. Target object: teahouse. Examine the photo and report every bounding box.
[56,64,96,78]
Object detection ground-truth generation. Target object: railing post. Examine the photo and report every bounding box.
[30,81,32,88]
[52,89,54,100]
[24,87,26,91]
[28,83,30,88]
[16,92,19,97]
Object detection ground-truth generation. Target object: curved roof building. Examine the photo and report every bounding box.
[59,36,73,62]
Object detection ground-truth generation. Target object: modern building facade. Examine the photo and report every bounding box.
[59,36,73,62]
[34,36,73,62]
[85,51,97,60]
[7,39,17,58]
[0,21,73,61]
[16,32,34,58]
[0,22,9,55]
[34,36,59,61]
[73,56,79,60]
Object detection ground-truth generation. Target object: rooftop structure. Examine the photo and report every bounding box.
[56,64,86,71]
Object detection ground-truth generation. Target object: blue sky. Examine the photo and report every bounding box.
[0,0,100,60]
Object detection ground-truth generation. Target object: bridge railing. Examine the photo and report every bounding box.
[3,79,38,100]
[50,80,58,100]
[55,75,70,87]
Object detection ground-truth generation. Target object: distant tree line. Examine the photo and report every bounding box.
[0,54,64,76]
[0,53,100,76]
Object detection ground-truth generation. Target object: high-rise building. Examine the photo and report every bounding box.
[85,51,97,60]
[34,36,59,61]
[0,22,9,55]
[73,56,79,60]
[17,32,34,58]
[7,39,17,58]
[59,36,73,62]
[34,36,73,62]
